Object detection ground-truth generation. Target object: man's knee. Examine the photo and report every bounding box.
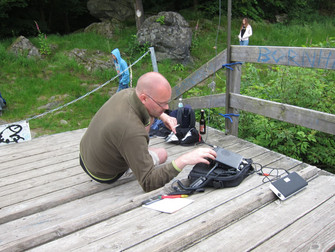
[149,147,167,165]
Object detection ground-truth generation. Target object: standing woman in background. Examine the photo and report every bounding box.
[238,18,252,45]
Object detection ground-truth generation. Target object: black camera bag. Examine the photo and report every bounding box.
[188,158,254,189]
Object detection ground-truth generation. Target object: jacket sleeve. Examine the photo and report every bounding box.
[243,25,252,39]
[120,132,179,192]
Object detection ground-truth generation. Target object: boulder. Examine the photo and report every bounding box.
[84,20,114,38]
[66,48,113,72]
[8,36,41,58]
[87,0,134,22]
[137,11,193,64]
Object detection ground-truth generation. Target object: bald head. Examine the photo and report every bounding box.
[136,72,171,97]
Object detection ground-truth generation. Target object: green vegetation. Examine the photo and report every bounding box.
[0,13,334,173]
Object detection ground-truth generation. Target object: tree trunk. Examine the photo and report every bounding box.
[134,0,144,31]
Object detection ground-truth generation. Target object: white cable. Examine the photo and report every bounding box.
[26,50,150,122]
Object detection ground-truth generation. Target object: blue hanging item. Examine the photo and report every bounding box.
[222,62,243,70]
[0,92,6,112]
[219,113,240,123]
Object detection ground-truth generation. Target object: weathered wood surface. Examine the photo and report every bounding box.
[0,127,334,252]
[170,50,227,100]
[231,46,335,70]
[172,92,335,135]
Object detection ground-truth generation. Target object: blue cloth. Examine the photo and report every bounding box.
[111,48,130,92]
[0,92,6,111]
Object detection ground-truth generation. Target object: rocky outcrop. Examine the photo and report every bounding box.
[66,48,113,72]
[84,20,115,38]
[136,11,192,63]
[7,36,41,58]
[87,0,134,22]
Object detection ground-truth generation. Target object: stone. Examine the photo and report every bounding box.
[275,14,288,23]
[87,0,134,22]
[7,36,41,58]
[66,48,113,72]
[136,11,193,64]
[60,119,68,125]
[84,21,114,39]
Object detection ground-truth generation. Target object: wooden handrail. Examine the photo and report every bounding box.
[170,46,335,136]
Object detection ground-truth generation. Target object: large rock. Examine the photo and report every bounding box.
[8,36,41,58]
[84,21,114,38]
[66,48,113,72]
[87,0,134,22]
[137,11,193,63]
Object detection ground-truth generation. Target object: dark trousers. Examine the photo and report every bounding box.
[79,154,124,184]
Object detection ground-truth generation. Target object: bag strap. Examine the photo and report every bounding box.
[172,163,219,194]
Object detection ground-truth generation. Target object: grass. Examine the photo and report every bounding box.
[0,13,334,172]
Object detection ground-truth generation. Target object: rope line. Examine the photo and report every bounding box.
[26,49,150,122]
[219,113,240,123]
[222,62,243,70]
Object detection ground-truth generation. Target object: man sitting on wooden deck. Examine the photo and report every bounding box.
[79,72,217,192]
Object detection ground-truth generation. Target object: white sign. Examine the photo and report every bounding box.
[0,120,32,145]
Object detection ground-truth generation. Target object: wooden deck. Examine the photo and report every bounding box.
[0,127,334,251]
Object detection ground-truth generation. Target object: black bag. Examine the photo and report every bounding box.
[165,105,202,146]
[188,158,254,189]
[171,148,254,194]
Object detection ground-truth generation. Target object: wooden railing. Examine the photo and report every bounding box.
[170,46,335,136]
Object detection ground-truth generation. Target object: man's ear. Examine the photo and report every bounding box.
[138,93,147,104]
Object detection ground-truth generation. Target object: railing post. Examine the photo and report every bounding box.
[149,47,158,72]
[225,0,232,134]
[226,63,242,136]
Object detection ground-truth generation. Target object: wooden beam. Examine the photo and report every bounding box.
[230,93,335,135]
[171,92,335,135]
[169,93,226,110]
[171,50,227,100]
[231,46,335,70]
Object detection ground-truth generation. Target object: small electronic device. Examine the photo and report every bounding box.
[269,172,308,200]
[213,147,244,170]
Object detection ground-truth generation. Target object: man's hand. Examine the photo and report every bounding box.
[174,148,217,171]
[159,113,178,134]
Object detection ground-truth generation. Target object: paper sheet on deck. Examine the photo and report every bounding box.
[142,198,194,214]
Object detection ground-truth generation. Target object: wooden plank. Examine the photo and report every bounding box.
[231,46,335,70]
[171,50,227,100]
[0,180,144,251]
[124,167,326,252]
[230,93,335,135]
[172,93,335,135]
[1,144,79,173]
[0,128,85,159]
[170,93,225,110]
[0,161,80,196]
[1,151,78,179]
[184,175,335,252]
[253,195,335,251]
[0,135,200,225]
[0,175,136,225]
[26,161,318,251]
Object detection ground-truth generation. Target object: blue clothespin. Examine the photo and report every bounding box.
[222,62,243,70]
[219,113,240,123]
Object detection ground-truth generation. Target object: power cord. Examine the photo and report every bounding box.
[253,162,290,183]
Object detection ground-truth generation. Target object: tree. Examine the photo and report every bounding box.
[134,0,145,30]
